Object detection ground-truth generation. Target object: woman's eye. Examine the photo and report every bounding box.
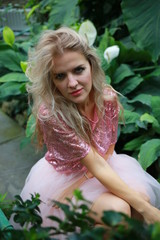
[74,67,85,74]
[55,73,65,80]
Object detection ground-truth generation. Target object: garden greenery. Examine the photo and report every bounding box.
[1,190,160,240]
[0,0,160,236]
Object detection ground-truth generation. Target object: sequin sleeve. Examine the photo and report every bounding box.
[38,105,90,173]
[104,87,120,145]
[110,100,119,144]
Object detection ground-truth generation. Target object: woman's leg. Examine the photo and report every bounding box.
[89,192,131,224]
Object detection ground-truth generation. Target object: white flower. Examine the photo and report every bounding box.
[104,45,120,63]
[79,20,97,46]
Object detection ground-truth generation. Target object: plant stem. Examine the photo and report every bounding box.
[133,66,157,72]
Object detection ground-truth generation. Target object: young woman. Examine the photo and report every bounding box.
[21,27,160,229]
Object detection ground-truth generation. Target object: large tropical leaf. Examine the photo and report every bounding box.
[119,109,140,124]
[138,139,160,170]
[121,123,139,134]
[117,75,143,95]
[151,96,160,123]
[25,114,36,138]
[0,82,22,98]
[135,77,160,96]
[48,0,79,28]
[0,47,23,72]
[140,113,160,134]
[0,73,28,83]
[128,94,152,107]
[123,135,150,151]
[98,28,110,52]
[113,64,135,84]
[121,0,160,62]
[144,67,160,79]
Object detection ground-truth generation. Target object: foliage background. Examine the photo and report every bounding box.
[0,0,160,238]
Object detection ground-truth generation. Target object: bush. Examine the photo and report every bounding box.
[1,190,160,240]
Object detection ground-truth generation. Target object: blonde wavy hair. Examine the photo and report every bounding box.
[26,27,119,147]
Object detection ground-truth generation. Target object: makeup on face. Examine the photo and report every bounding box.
[53,50,93,109]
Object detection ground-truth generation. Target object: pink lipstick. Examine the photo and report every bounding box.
[70,88,83,96]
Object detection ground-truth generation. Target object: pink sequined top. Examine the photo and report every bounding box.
[39,89,119,174]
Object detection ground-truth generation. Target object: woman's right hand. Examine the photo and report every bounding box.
[141,202,160,224]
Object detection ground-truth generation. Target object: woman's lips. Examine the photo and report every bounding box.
[70,88,83,96]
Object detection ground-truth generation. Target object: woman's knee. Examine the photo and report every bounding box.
[113,198,131,217]
[90,193,131,223]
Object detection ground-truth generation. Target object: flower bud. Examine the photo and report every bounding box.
[104,45,120,63]
[79,20,97,46]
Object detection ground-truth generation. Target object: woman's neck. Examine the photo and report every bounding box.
[77,89,95,120]
[79,102,95,121]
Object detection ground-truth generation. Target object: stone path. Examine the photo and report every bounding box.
[0,109,44,200]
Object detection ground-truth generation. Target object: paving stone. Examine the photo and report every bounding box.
[0,135,44,200]
[0,110,44,200]
[0,109,23,144]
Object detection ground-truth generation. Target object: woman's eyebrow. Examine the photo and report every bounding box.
[74,64,85,69]
[54,71,65,75]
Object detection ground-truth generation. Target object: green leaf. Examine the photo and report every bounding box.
[119,75,144,95]
[98,28,109,52]
[26,4,40,20]
[151,96,160,123]
[3,26,15,47]
[119,38,151,63]
[128,94,152,107]
[140,113,160,134]
[102,211,124,227]
[0,82,22,98]
[0,73,28,83]
[19,83,26,93]
[123,135,150,151]
[138,139,160,170]
[73,189,85,201]
[96,48,109,72]
[113,64,135,84]
[20,61,28,73]
[105,75,111,84]
[119,109,140,124]
[144,67,160,79]
[0,48,24,72]
[121,0,160,62]
[152,223,160,240]
[138,77,160,96]
[25,114,36,138]
[48,0,79,27]
[121,123,139,134]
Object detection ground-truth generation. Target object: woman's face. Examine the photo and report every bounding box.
[52,50,93,109]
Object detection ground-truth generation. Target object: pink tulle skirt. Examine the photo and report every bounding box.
[20,152,160,228]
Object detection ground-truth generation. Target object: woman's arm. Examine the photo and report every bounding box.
[81,148,160,224]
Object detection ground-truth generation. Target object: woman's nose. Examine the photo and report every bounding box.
[67,74,78,88]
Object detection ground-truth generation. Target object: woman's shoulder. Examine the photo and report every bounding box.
[38,104,71,132]
[38,104,49,116]
[103,85,120,118]
[103,85,117,99]
[38,104,58,126]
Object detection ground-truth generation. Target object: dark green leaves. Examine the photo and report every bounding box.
[139,139,160,170]
[113,64,135,84]
[122,0,160,62]
[12,194,42,227]
[48,0,80,28]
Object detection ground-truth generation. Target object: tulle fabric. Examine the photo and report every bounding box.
[20,152,160,229]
